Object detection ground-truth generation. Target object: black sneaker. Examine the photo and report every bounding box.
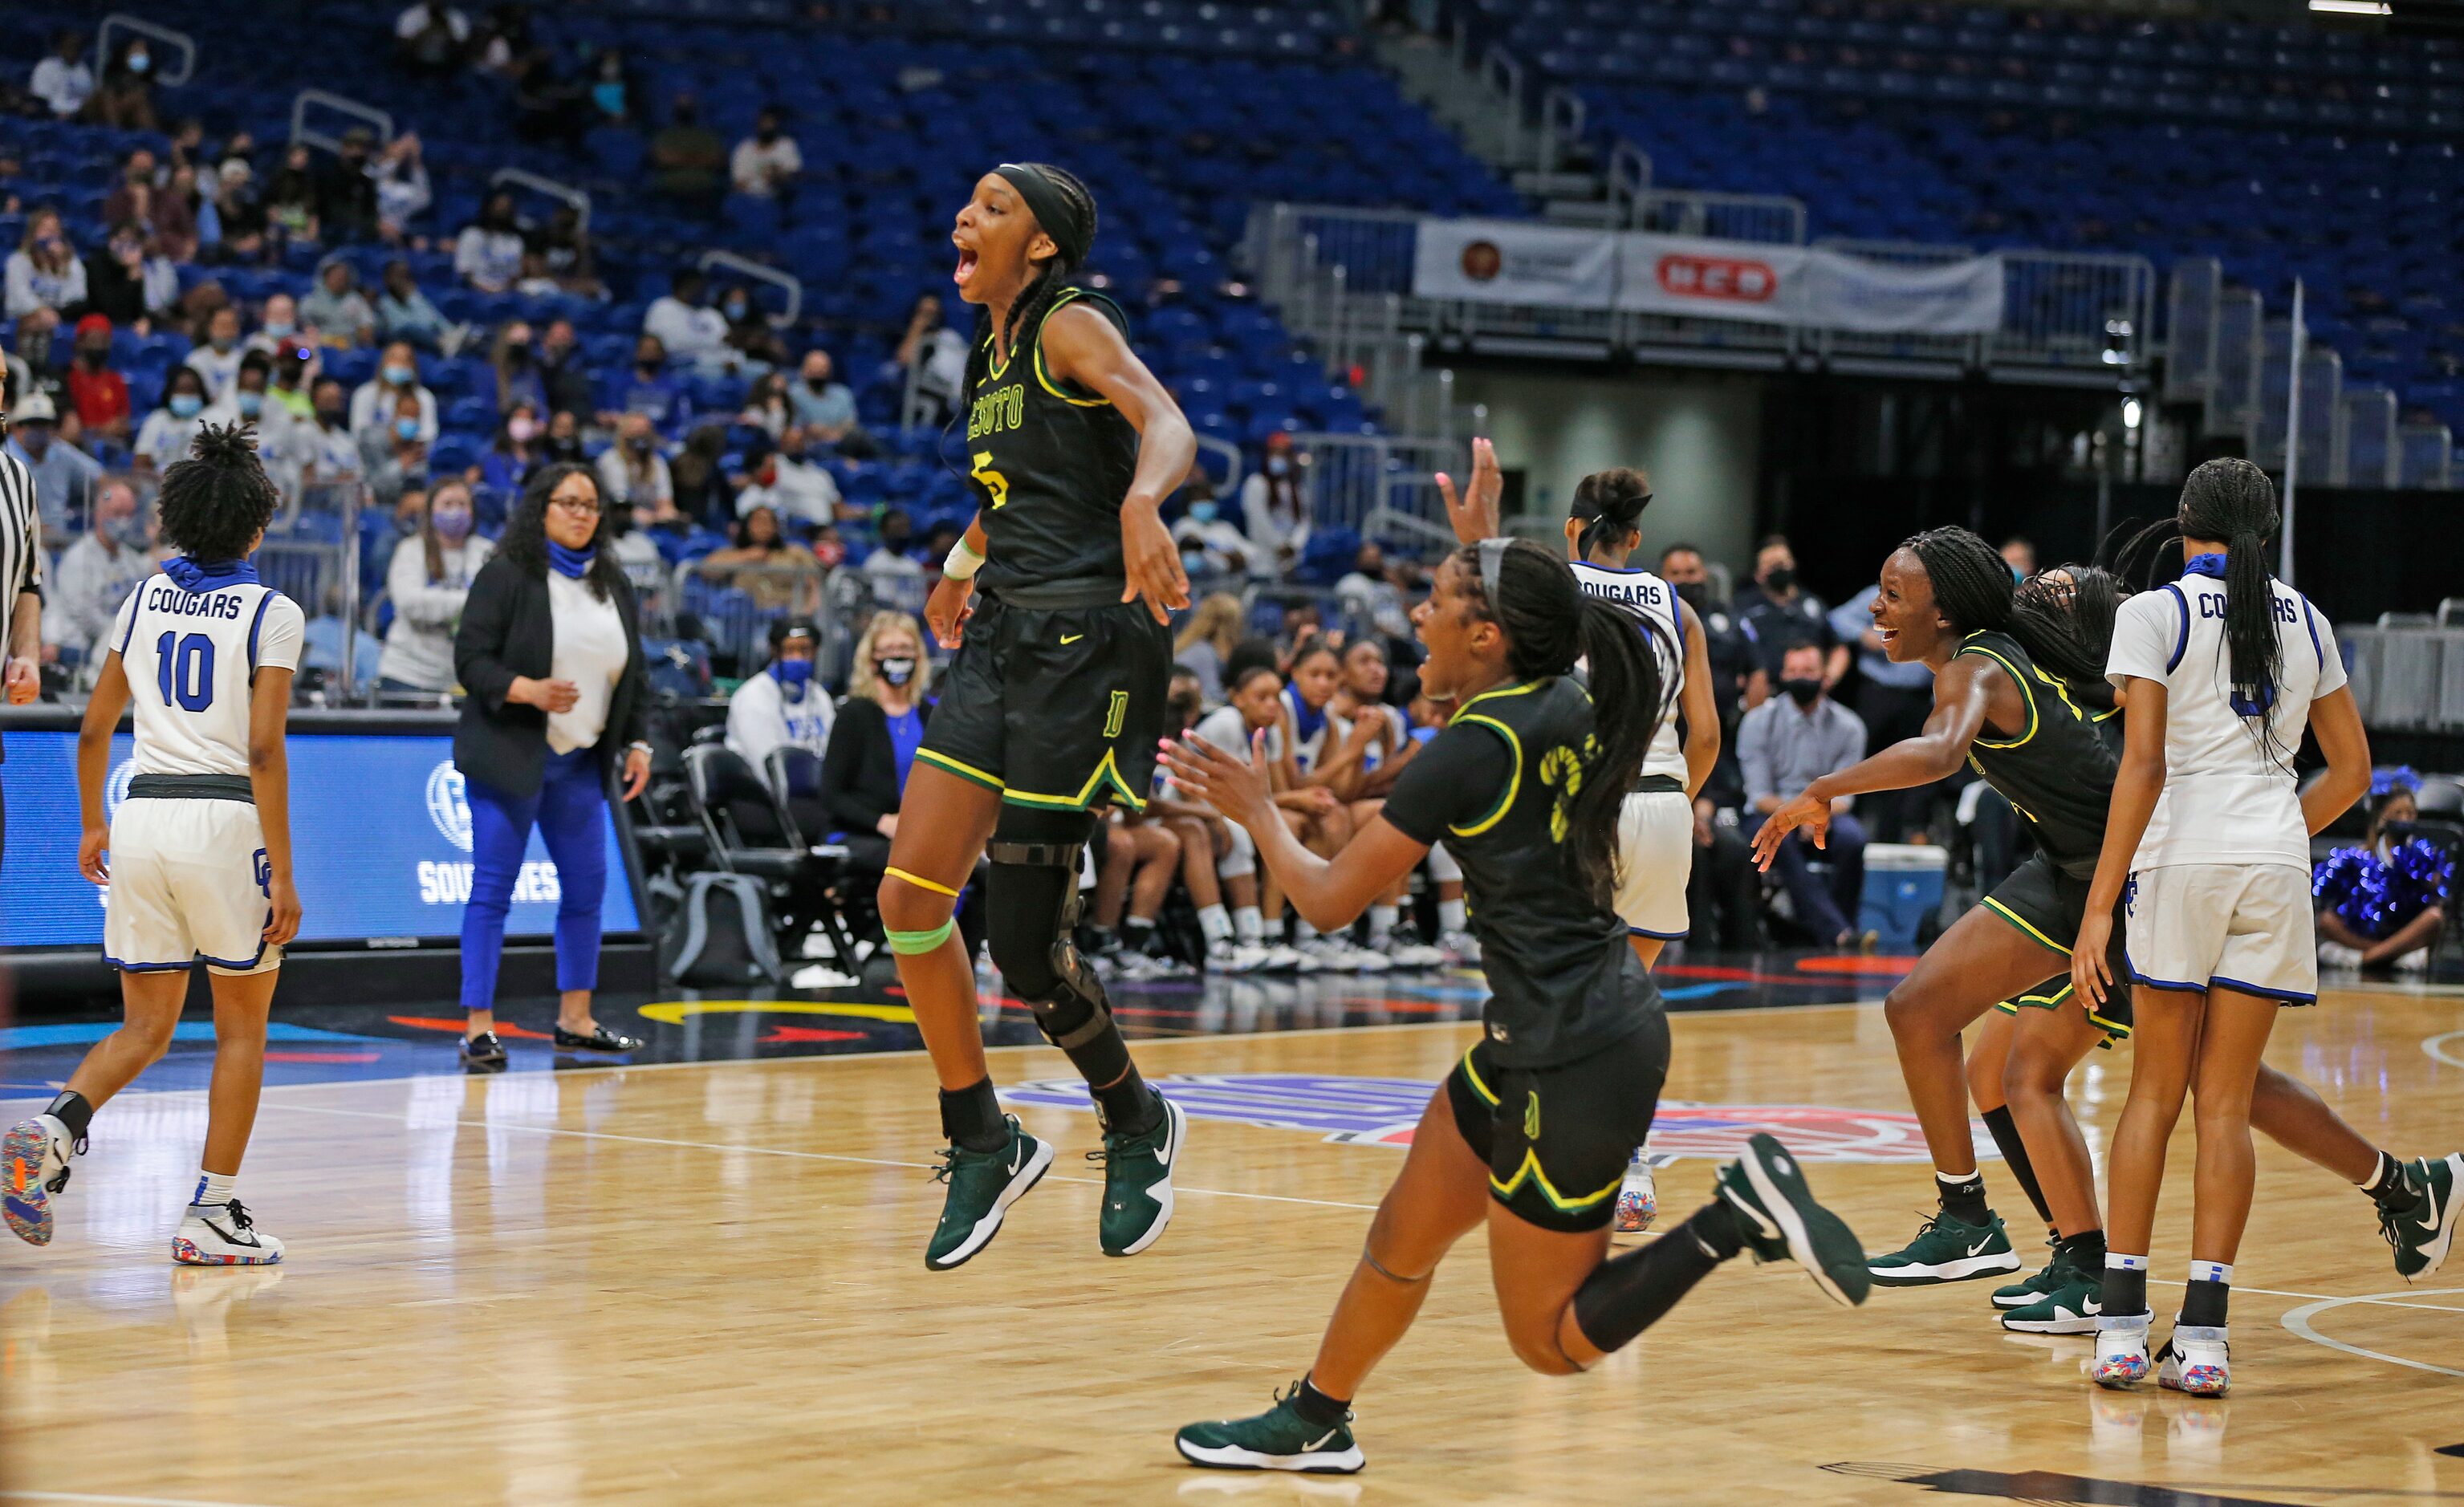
[925,1116,1055,1270]
[461,1032,508,1072]
[1176,1382,1364,1473]
[553,1023,644,1053]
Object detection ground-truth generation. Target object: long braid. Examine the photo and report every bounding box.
[998,163,1096,365]
[1903,526,2014,638]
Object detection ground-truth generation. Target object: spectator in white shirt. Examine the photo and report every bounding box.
[300,258,379,349]
[44,476,149,658]
[1242,430,1310,576]
[372,132,433,242]
[453,191,526,294]
[730,108,803,198]
[643,268,730,370]
[132,366,212,478]
[895,293,967,424]
[287,375,368,498]
[863,506,924,603]
[734,425,843,528]
[596,412,676,520]
[726,617,833,773]
[378,479,493,693]
[246,291,307,359]
[395,2,470,72]
[6,209,88,321]
[201,352,291,459]
[30,31,94,120]
[183,305,247,400]
[348,340,440,441]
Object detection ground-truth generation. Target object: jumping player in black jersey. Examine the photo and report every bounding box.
[1753,527,2457,1333]
[880,164,1197,1270]
[1164,539,1867,1474]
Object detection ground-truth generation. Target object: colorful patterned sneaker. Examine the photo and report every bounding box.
[1176,1382,1364,1474]
[172,1200,284,1266]
[1093,1090,1186,1257]
[2000,1270,2103,1334]
[3,1115,75,1247]
[925,1116,1055,1270]
[2157,1325,2230,1396]
[2091,1311,2153,1388]
[2385,1152,2461,1281]
[1715,1132,1872,1307]
[1991,1233,2066,1310]
[1867,1208,2022,1286]
[1613,1157,1657,1234]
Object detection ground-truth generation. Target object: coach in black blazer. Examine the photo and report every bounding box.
[450,461,650,1070]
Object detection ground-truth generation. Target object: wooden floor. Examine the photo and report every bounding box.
[4,985,2462,1506]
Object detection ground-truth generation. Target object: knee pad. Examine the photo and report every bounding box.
[1427,841,1462,883]
[984,808,1116,1051]
[1216,819,1256,879]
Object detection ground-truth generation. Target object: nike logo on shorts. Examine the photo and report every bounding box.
[1061,634,1084,644]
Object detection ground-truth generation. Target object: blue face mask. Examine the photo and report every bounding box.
[592,81,625,115]
[775,657,814,691]
[169,392,202,419]
[384,364,415,387]
[264,321,295,339]
[236,391,263,418]
[396,416,421,441]
[1189,500,1218,524]
[127,51,149,74]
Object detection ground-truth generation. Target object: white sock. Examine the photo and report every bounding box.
[1438,899,1466,932]
[1233,906,1264,943]
[2190,1259,2232,1286]
[2105,1251,2148,1272]
[1294,918,1319,942]
[192,1169,235,1209]
[1369,904,1400,940]
[1197,904,1233,944]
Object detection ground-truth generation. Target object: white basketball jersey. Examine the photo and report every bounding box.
[1570,562,1685,783]
[111,571,306,778]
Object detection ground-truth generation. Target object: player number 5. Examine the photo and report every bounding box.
[970,451,1011,510]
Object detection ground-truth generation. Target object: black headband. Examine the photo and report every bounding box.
[994,163,1089,269]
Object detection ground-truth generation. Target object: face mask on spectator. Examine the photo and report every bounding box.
[169,393,202,419]
[1265,456,1290,477]
[106,512,148,549]
[875,656,915,687]
[546,434,582,461]
[237,391,263,418]
[1673,581,1710,618]
[1782,676,1822,707]
[432,505,474,542]
[396,416,421,442]
[507,414,539,443]
[264,320,295,339]
[607,506,635,537]
[813,535,845,568]
[210,331,237,353]
[1188,500,1218,524]
[384,363,414,387]
[127,50,149,74]
[1763,565,1795,594]
[775,657,813,690]
[627,433,653,453]
[316,404,346,429]
[723,299,750,323]
[77,340,109,367]
[592,82,624,115]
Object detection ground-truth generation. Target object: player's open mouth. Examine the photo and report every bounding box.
[1877,628,1898,647]
[953,246,978,286]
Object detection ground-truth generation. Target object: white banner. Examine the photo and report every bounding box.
[1409,219,2004,335]
[1411,218,1620,308]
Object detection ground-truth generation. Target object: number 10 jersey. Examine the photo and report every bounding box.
[109,570,306,777]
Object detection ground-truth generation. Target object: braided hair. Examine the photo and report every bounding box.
[962,163,1098,399]
[157,422,279,563]
[1454,538,1661,909]
[1902,526,2117,697]
[1567,466,1652,563]
[2119,457,2287,758]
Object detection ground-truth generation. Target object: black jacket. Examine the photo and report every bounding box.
[819,695,931,836]
[453,552,649,800]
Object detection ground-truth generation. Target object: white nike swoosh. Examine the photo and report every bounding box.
[1966,1238,1993,1257]
[1305,1428,1340,1451]
[2417,1184,2445,1235]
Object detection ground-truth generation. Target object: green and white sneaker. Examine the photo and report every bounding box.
[1715,1132,1872,1307]
[1092,1090,1186,1257]
[2000,1269,2103,1334]
[2384,1152,2461,1281]
[925,1116,1055,1270]
[1868,1208,2022,1286]
[1990,1232,2065,1310]
[1176,1382,1364,1473]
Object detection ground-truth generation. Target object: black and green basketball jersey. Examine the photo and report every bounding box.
[963,288,1142,593]
[1425,676,1657,1068]
[1954,628,2120,876]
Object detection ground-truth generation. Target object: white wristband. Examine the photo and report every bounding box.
[943,538,984,581]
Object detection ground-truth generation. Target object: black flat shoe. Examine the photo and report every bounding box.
[552,1024,643,1053]
[461,1032,508,1071]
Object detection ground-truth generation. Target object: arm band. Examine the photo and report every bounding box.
[944,538,984,581]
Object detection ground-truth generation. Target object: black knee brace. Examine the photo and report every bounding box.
[984,807,1116,1056]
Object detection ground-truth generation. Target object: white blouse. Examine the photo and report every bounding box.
[544,568,630,754]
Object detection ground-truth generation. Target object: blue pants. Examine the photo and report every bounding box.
[1745,810,1868,943]
[460,746,608,1010]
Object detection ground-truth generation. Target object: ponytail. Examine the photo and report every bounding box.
[2008,564,2123,698]
[1568,467,1653,563]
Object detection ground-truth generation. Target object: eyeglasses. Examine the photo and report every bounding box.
[550,495,602,516]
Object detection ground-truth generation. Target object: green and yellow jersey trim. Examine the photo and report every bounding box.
[1033,290,1114,408]
[1981,896,2069,956]
[916,748,1006,793]
[1457,1046,1499,1107]
[1490,1148,1624,1215]
[999,748,1148,814]
[1995,978,2131,1043]
[1958,636,2039,749]
[1445,680,1543,839]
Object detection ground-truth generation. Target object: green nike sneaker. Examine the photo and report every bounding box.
[1092,1090,1186,1257]
[1868,1208,2021,1287]
[925,1116,1054,1270]
[1992,1233,2068,1310]
[1176,1382,1364,1473]
[2001,1269,2104,1334]
[1714,1132,1872,1307]
[2384,1152,2461,1281]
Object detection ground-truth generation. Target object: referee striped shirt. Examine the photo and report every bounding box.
[0,448,43,761]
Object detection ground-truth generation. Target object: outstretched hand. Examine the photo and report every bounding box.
[1159,732,1275,830]
[1748,791,1832,870]
[1434,437,1502,546]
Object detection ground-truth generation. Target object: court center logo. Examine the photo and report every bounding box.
[425,761,473,852]
[998,1075,1993,1164]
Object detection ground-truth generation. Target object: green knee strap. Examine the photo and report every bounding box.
[885,920,958,956]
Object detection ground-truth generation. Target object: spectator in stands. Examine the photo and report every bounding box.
[7,209,87,321]
[303,258,377,348]
[6,311,64,421]
[44,474,148,660]
[1336,540,1415,648]
[185,306,247,401]
[266,343,317,424]
[291,375,368,497]
[719,285,788,371]
[1738,642,1872,948]
[1171,477,1251,579]
[818,610,935,863]
[372,262,450,355]
[863,507,923,595]
[895,294,967,424]
[396,2,471,76]
[379,478,491,694]
[530,205,600,298]
[644,270,730,371]
[474,4,532,76]
[6,388,102,532]
[1999,535,2035,581]
[730,106,803,200]
[100,151,160,235]
[242,293,303,361]
[362,388,433,510]
[1174,591,1244,705]
[2315,778,2452,973]
[540,405,586,465]
[202,351,285,452]
[588,48,636,127]
[535,319,594,417]
[595,412,674,520]
[1685,799,1762,951]
[649,92,726,207]
[728,615,833,780]
[455,191,527,294]
[788,347,869,455]
[372,133,433,243]
[1734,534,1844,693]
[735,424,841,527]
[1242,430,1309,576]
[133,368,210,479]
[64,315,132,445]
[738,371,793,438]
[30,31,93,120]
[154,164,202,264]
[213,158,269,264]
[701,505,821,612]
[265,145,323,249]
[350,341,440,441]
[666,423,735,524]
[478,401,544,494]
[84,37,158,132]
[83,223,165,332]
[486,320,544,413]
[604,334,689,435]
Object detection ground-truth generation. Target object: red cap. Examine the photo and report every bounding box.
[75,313,112,339]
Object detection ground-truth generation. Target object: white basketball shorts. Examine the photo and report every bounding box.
[1614,789,1693,940]
[2123,863,2316,1005]
[103,798,281,976]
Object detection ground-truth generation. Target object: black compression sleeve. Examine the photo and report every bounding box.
[1380,721,1515,845]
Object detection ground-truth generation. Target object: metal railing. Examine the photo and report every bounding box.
[1631,188,1807,246]
[2164,258,2222,407]
[1988,250,2155,375]
[490,168,591,232]
[2344,624,2464,733]
[2398,421,2454,489]
[2204,288,2263,443]
[291,90,394,154]
[97,14,196,87]
[2344,387,2399,489]
[1537,86,1587,175]
[675,556,829,672]
[1605,140,1653,225]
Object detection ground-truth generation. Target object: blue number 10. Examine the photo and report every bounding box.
[154,631,215,712]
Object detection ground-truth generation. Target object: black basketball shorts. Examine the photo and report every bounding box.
[1445,1016,1670,1234]
[1984,852,2133,1042]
